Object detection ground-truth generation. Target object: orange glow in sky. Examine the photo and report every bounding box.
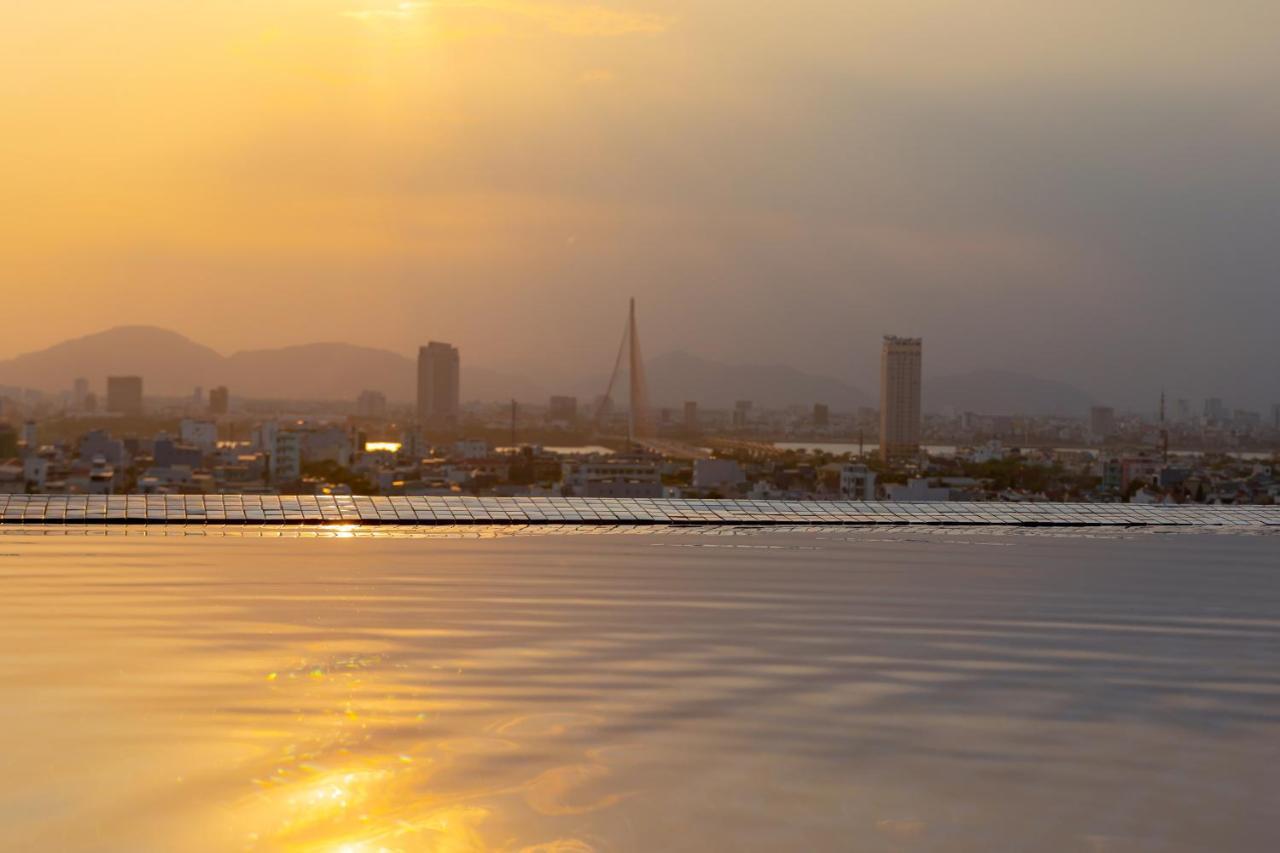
[3,1,1278,404]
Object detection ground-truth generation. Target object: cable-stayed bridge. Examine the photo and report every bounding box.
[589,299,696,459]
[593,300,791,461]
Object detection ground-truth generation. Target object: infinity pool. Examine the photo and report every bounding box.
[1,527,1277,851]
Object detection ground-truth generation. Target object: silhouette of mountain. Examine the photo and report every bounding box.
[924,369,1095,417]
[1,329,1095,415]
[225,343,414,400]
[0,327,545,403]
[575,350,872,410]
[225,343,545,403]
[0,326,224,393]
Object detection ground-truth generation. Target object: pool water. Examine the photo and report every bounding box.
[1,527,1277,851]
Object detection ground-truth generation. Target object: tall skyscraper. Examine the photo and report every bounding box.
[879,336,922,461]
[106,376,143,416]
[548,395,578,424]
[356,389,388,420]
[683,401,699,432]
[417,342,460,428]
[1089,406,1116,441]
[72,377,89,410]
[209,386,230,416]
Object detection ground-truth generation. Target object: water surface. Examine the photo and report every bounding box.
[1,528,1277,851]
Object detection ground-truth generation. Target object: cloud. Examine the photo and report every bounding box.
[577,68,616,86]
[344,1,428,21]
[349,1,674,36]
[520,2,672,37]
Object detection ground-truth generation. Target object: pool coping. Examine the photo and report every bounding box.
[1,495,1276,527]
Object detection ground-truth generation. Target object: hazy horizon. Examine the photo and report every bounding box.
[5,2,1280,409]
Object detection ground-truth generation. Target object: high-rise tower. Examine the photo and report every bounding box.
[596,299,652,445]
[879,336,922,461]
[417,342,460,429]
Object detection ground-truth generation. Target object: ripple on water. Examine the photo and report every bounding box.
[0,530,1277,851]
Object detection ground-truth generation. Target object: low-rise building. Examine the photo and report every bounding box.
[271,432,302,484]
[180,419,218,452]
[693,458,745,491]
[838,464,877,500]
[563,455,663,498]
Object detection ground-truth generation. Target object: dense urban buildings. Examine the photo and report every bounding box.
[416,342,460,429]
[879,336,922,461]
[0,330,1275,505]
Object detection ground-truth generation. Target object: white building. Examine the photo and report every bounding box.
[966,440,1010,464]
[252,421,279,454]
[271,431,302,483]
[884,477,951,502]
[23,457,49,490]
[838,464,877,500]
[180,419,219,453]
[562,456,663,498]
[453,439,489,459]
[81,457,116,495]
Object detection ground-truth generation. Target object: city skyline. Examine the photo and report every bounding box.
[3,323,1277,417]
[5,4,1279,848]
[5,2,1280,410]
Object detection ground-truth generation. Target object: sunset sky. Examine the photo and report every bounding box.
[3,1,1278,406]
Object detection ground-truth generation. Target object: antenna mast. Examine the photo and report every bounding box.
[1160,390,1169,465]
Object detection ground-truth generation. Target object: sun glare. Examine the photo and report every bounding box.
[344,1,429,22]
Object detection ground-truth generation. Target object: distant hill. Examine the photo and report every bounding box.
[1,329,1094,415]
[924,369,1094,417]
[575,350,872,410]
[0,326,224,394]
[0,327,546,404]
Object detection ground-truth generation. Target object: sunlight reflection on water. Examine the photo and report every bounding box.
[0,528,1277,851]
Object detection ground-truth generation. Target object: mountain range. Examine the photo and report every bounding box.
[0,327,543,404]
[0,326,1095,416]
[923,370,1095,418]
[579,350,873,410]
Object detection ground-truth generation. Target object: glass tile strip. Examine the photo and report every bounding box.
[0,496,1277,527]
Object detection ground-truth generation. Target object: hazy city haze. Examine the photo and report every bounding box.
[4,1,1279,408]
